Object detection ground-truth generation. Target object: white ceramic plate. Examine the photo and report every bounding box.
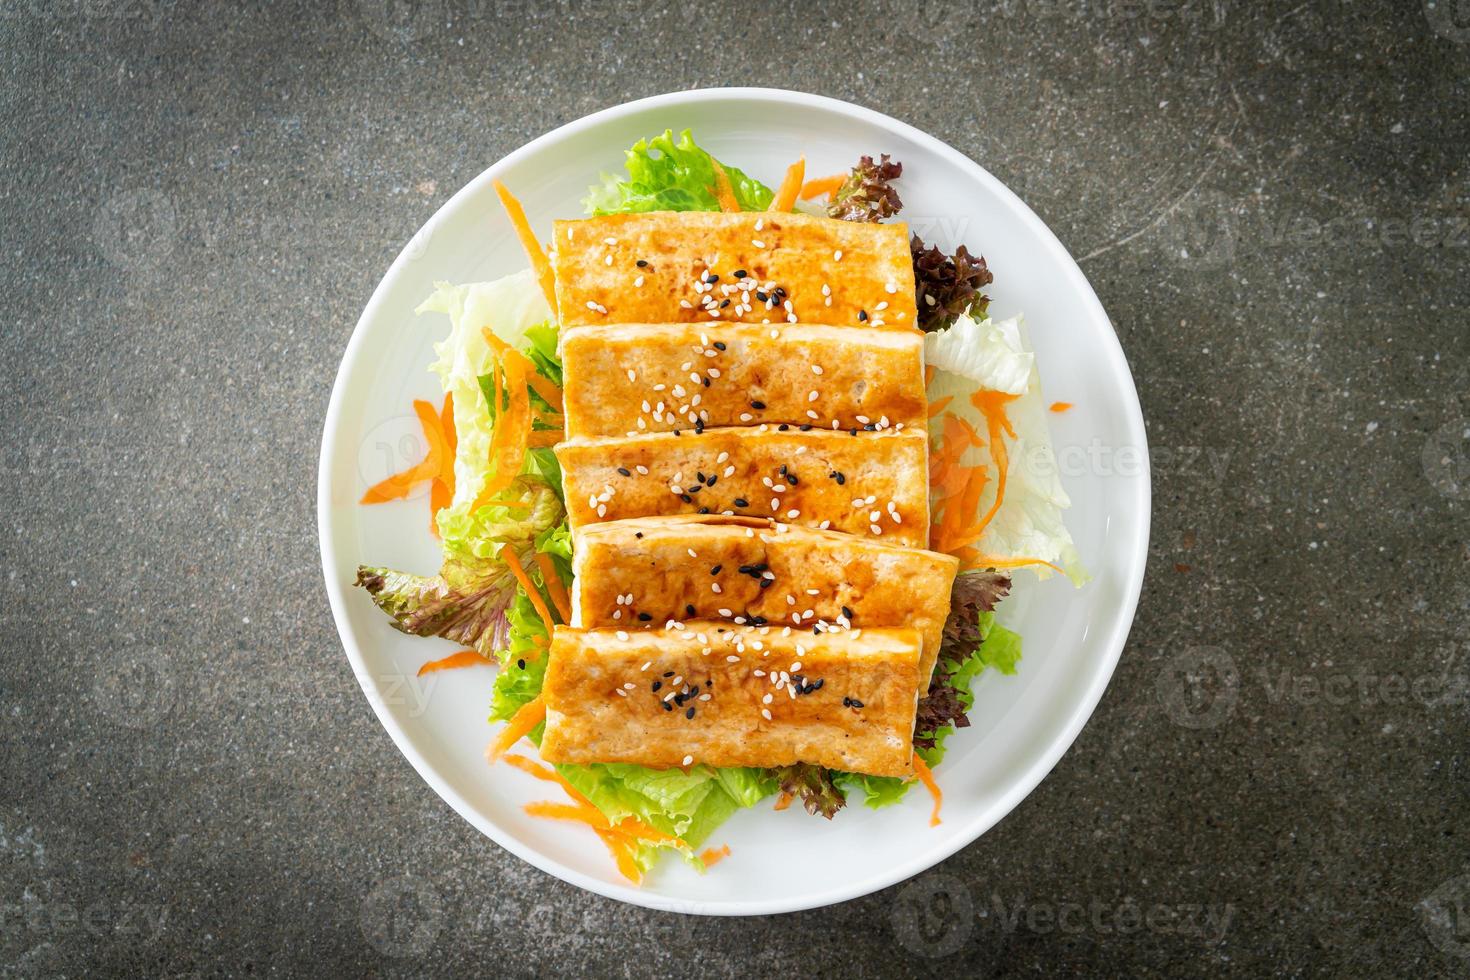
[318,88,1149,915]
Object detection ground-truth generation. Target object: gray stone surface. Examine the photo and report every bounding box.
[1,0,1467,975]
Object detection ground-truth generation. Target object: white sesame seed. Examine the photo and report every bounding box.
[870,524,882,534]
[739,412,753,422]
[604,254,613,266]
[770,498,780,511]
[723,465,735,477]
[727,655,740,663]
[811,364,824,375]
[761,708,772,721]
[821,283,831,296]
[786,509,800,519]
[615,688,627,697]
[680,299,693,309]
[833,250,843,261]
[717,452,729,463]
[634,275,645,287]
[808,390,819,402]
[635,465,649,475]
[806,409,819,419]
[708,368,721,378]
[712,583,722,594]
[616,630,629,641]
[754,218,764,231]
[597,504,607,517]
[682,754,693,766]
[718,608,733,617]
[875,301,888,311]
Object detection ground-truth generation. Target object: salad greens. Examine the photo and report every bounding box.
[357,134,1085,878]
[583,129,774,216]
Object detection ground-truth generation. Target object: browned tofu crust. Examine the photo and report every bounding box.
[572,516,958,682]
[556,426,930,547]
[551,211,918,330]
[540,622,922,777]
[559,322,925,439]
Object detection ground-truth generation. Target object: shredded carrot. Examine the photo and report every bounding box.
[534,552,573,624]
[769,156,805,212]
[428,477,450,538]
[596,828,644,885]
[533,409,565,426]
[479,327,564,412]
[359,399,446,504]
[491,179,557,313]
[927,395,954,419]
[488,695,545,760]
[526,429,563,448]
[613,817,680,845]
[501,753,599,810]
[473,352,531,508]
[709,160,741,212]
[524,800,607,825]
[967,390,1019,542]
[500,545,559,630]
[417,649,486,676]
[799,173,846,200]
[1049,401,1073,413]
[924,364,936,386]
[439,392,457,455]
[773,791,794,811]
[700,844,732,867]
[911,755,943,827]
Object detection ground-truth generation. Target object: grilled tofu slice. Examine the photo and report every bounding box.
[556,426,930,547]
[551,211,917,330]
[572,515,959,682]
[559,322,925,439]
[540,622,922,777]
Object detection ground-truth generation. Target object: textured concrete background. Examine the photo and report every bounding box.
[2,0,1468,975]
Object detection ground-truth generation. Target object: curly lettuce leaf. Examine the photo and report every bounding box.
[925,313,1088,584]
[826,154,904,223]
[770,764,847,819]
[583,129,773,215]
[354,559,515,657]
[912,236,993,330]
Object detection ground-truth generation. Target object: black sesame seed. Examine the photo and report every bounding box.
[779,464,787,475]
[842,696,851,707]
[687,484,701,493]
[705,679,713,686]
[789,474,799,485]
[842,605,854,619]
[663,701,673,711]
[697,471,707,483]
[849,428,859,436]
[663,671,675,677]
[813,678,824,690]
[863,423,876,431]
[636,259,648,267]
[652,681,662,691]
[832,471,846,484]
[800,424,813,431]
[849,698,863,709]
[694,420,705,434]
[733,269,747,278]
[751,400,766,410]
[858,310,868,321]
[686,604,697,617]
[617,466,631,476]
[638,612,652,621]
[707,474,718,487]
[778,423,790,431]
[705,274,719,284]
[759,578,774,590]
[685,707,696,719]
[698,506,710,514]
[734,498,749,508]
[755,291,768,302]
[702,377,711,387]
[711,565,723,575]
[635,532,644,538]
[720,299,730,308]
[713,341,727,351]
[674,429,682,437]
[681,493,693,503]
[749,615,767,626]
[517,659,525,670]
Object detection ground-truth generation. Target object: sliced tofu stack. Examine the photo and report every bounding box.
[551,211,918,329]
[559,322,925,438]
[557,427,930,547]
[543,206,956,778]
[571,516,959,682]
[539,622,923,777]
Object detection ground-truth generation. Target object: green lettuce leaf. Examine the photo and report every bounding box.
[583,129,773,216]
